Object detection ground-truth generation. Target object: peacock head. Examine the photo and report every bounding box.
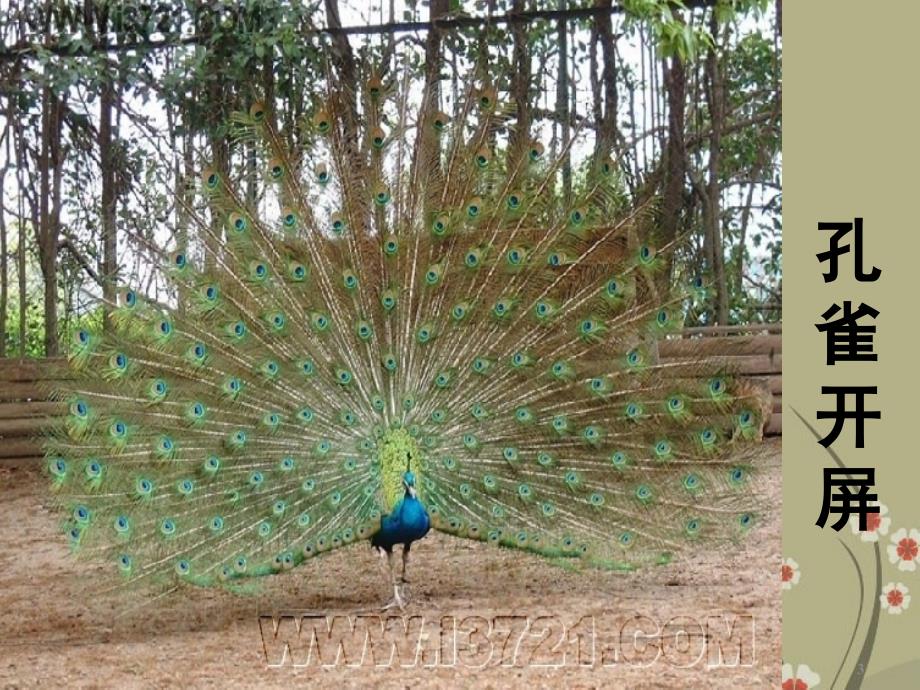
[403,471,417,497]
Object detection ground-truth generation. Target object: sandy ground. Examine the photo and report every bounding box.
[0,440,780,689]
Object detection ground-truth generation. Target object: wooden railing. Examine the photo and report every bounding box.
[658,323,782,437]
[0,358,69,463]
[0,324,781,463]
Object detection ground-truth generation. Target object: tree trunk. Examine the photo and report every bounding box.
[589,24,602,141]
[323,0,359,138]
[167,46,191,314]
[424,0,449,97]
[595,0,619,156]
[509,0,531,155]
[205,72,229,271]
[704,15,729,325]
[414,0,449,193]
[556,0,571,203]
[14,117,27,356]
[37,85,64,357]
[207,130,228,269]
[99,76,117,332]
[0,127,8,358]
[91,0,118,333]
[660,51,686,247]
[324,0,365,232]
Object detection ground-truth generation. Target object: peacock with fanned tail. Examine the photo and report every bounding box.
[44,70,766,610]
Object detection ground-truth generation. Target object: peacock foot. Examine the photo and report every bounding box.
[382,582,409,611]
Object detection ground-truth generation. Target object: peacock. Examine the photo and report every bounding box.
[43,69,766,610]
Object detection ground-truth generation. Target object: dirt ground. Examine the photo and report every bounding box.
[0,440,780,689]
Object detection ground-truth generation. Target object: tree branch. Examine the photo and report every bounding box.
[0,1,718,62]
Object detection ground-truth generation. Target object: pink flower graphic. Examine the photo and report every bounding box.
[887,528,920,572]
[849,501,890,542]
[880,582,911,614]
[781,662,821,690]
[781,557,801,591]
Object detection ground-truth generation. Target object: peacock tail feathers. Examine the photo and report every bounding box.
[44,71,765,592]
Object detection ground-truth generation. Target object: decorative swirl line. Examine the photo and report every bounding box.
[792,407,882,690]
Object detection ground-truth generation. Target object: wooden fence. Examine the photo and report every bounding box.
[657,323,782,437]
[0,324,781,464]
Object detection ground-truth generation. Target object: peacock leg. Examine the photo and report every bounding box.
[379,547,406,610]
[401,543,411,583]
[397,543,414,605]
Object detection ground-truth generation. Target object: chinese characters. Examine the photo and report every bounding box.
[814,218,881,530]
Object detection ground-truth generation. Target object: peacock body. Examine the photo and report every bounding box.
[44,71,764,603]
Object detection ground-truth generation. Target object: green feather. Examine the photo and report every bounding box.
[43,76,765,597]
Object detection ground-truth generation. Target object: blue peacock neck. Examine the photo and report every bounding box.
[378,426,423,511]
